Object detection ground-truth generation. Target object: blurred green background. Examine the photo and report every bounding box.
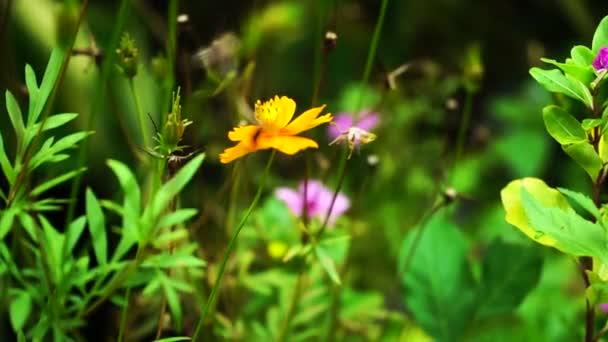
[2,0,608,340]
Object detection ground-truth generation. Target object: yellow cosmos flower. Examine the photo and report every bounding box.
[219,96,333,163]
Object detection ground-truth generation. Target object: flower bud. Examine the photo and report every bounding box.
[116,33,139,78]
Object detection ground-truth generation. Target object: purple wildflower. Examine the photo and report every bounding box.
[600,303,608,313]
[593,47,608,71]
[275,180,350,226]
[328,110,379,143]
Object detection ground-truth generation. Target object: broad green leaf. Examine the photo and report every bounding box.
[143,153,204,230]
[9,291,32,332]
[157,208,198,229]
[399,212,475,341]
[557,187,601,221]
[530,68,593,107]
[314,245,341,285]
[571,45,595,66]
[29,49,64,124]
[592,15,608,53]
[475,239,542,318]
[86,188,107,265]
[0,133,15,185]
[5,91,25,146]
[521,187,608,262]
[563,141,603,180]
[30,167,86,196]
[540,58,594,84]
[501,178,566,247]
[542,105,587,144]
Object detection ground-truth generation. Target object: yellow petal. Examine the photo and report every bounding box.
[283,105,332,135]
[274,96,296,129]
[257,135,318,155]
[228,125,259,142]
[219,142,255,163]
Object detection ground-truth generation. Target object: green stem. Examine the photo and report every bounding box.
[128,78,150,148]
[192,150,276,340]
[276,269,305,342]
[117,286,132,342]
[355,0,389,116]
[454,89,475,167]
[317,145,349,238]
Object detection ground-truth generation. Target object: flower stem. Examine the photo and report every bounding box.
[355,0,389,116]
[192,150,276,340]
[454,88,475,168]
[128,78,151,148]
[317,145,349,238]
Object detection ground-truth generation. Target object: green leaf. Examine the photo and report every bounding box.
[157,209,198,229]
[582,118,604,131]
[399,212,475,341]
[30,167,86,197]
[540,58,594,84]
[107,159,141,257]
[29,131,92,170]
[0,207,18,240]
[314,245,341,285]
[521,187,608,262]
[571,45,595,66]
[24,65,38,127]
[0,133,15,185]
[143,154,204,230]
[557,187,601,221]
[64,216,86,258]
[141,251,206,269]
[542,105,587,144]
[5,91,25,146]
[152,337,191,342]
[530,68,593,107]
[162,277,183,330]
[592,16,608,53]
[475,239,542,318]
[24,113,79,147]
[17,213,38,242]
[86,188,107,265]
[39,215,64,283]
[9,291,32,332]
[563,141,603,180]
[29,49,64,125]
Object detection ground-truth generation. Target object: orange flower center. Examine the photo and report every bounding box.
[254,97,283,133]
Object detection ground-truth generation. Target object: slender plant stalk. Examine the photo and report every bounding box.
[318,3,390,338]
[276,268,305,342]
[66,0,130,224]
[453,88,475,167]
[128,78,151,148]
[192,150,276,340]
[117,286,132,342]
[354,0,389,118]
